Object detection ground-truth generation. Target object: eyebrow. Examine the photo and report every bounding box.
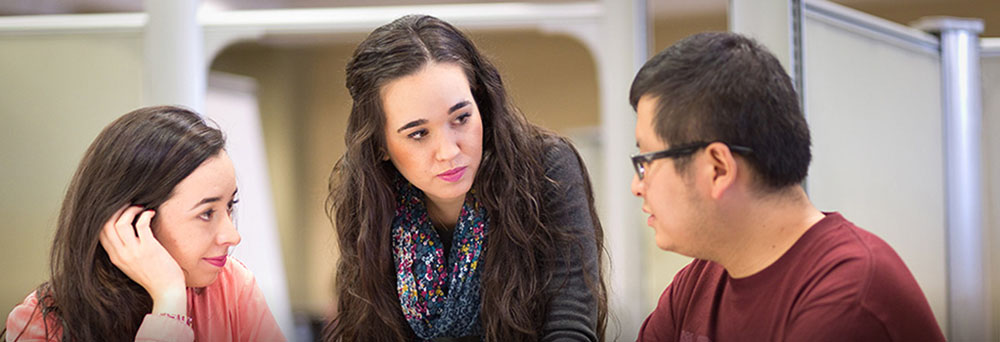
[396,119,427,133]
[394,100,472,133]
[190,188,239,211]
[449,100,471,114]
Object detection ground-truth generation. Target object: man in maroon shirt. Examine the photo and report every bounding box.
[627,32,944,341]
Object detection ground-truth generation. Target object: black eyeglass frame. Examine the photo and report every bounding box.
[630,141,753,180]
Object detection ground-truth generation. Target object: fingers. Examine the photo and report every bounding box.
[98,226,115,258]
[135,210,157,242]
[102,205,130,247]
[113,206,145,246]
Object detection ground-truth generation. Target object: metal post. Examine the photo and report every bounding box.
[913,16,988,341]
[600,0,647,339]
[144,0,204,110]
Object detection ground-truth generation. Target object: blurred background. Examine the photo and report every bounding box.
[1,0,998,341]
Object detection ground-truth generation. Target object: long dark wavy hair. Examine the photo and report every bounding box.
[325,15,607,341]
[6,106,225,342]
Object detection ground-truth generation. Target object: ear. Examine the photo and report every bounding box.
[704,143,739,200]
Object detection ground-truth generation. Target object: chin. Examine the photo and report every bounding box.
[185,273,220,288]
[655,241,673,251]
[430,182,473,201]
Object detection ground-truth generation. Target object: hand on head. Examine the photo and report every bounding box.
[99,205,187,315]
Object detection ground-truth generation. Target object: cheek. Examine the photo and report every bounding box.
[386,140,417,168]
[151,226,184,261]
[153,221,208,263]
[466,119,484,156]
[388,146,424,177]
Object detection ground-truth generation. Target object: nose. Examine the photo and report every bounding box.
[435,130,461,162]
[631,173,644,197]
[217,213,242,247]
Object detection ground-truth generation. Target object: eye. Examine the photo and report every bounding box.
[227,199,239,215]
[407,129,427,140]
[454,113,471,125]
[199,209,216,221]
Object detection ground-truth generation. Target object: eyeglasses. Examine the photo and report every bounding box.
[630,141,753,180]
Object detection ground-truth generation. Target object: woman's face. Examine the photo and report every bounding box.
[153,150,241,287]
[382,62,484,206]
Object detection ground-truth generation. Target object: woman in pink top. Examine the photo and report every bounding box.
[4,106,285,342]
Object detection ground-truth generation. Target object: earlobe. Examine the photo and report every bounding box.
[707,144,737,200]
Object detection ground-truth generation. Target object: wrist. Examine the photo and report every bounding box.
[151,285,187,315]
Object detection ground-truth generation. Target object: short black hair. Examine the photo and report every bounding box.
[629,32,811,190]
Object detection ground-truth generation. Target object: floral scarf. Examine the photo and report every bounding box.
[392,182,487,340]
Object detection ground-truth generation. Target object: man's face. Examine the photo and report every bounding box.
[630,96,708,255]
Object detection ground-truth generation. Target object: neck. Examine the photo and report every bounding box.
[424,194,464,231]
[712,186,825,278]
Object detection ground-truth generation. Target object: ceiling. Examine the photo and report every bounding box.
[0,0,978,17]
[0,0,995,36]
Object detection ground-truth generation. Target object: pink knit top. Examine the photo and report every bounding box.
[6,257,285,342]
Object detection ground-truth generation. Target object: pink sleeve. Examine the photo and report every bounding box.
[134,314,194,342]
[6,292,58,342]
[6,293,195,342]
[229,259,286,342]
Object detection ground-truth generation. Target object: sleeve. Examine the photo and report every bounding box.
[784,304,891,342]
[230,259,287,342]
[538,139,601,342]
[134,314,195,342]
[5,291,194,342]
[637,260,711,342]
[6,292,57,342]
[636,284,677,342]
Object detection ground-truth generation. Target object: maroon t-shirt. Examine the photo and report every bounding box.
[637,212,945,342]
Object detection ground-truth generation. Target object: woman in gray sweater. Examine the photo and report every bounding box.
[323,14,607,342]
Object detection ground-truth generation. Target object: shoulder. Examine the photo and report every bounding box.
[786,216,882,301]
[797,214,915,293]
[541,135,584,175]
[660,259,725,302]
[791,214,941,337]
[534,135,594,221]
[6,290,61,341]
[641,259,724,339]
[538,135,590,193]
[6,291,40,329]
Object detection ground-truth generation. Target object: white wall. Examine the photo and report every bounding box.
[0,33,145,325]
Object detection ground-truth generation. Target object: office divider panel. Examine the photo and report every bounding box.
[980,41,1000,339]
[801,1,948,331]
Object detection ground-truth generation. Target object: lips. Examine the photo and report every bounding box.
[437,166,467,183]
[203,255,227,268]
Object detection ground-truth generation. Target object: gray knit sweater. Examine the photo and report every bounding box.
[433,137,602,342]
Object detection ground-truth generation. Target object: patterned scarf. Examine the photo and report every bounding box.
[392,182,487,340]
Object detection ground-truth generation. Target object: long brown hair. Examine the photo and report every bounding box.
[8,106,225,341]
[325,15,607,341]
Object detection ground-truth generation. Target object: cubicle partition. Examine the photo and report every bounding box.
[788,1,997,339]
[980,38,1000,340]
[800,0,949,331]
